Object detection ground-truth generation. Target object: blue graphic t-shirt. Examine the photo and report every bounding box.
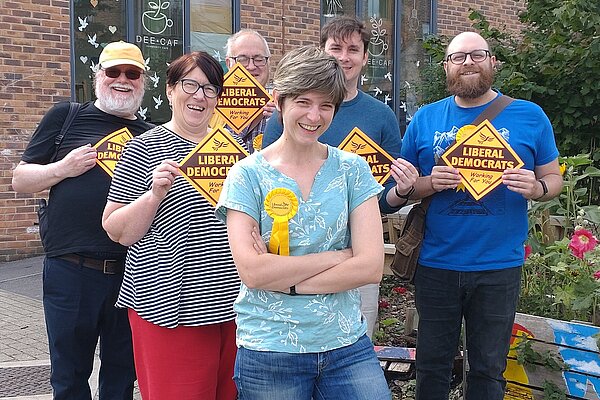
[216,145,383,353]
[401,93,559,271]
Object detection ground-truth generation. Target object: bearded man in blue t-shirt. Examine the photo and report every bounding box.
[400,31,563,400]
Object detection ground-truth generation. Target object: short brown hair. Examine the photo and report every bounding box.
[320,16,369,54]
[274,46,346,115]
[166,52,224,91]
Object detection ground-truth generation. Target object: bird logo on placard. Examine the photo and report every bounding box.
[212,139,229,152]
[233,74,247,85]
[350,141,366,153]
[477,132,494,145]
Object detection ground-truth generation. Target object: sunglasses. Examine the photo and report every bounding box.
[102,67,143,80]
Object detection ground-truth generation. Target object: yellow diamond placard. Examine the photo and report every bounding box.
[93,128,133,177]
[215,63,273,134]
[441,119,524,200]
[338,127,395,184]
[179,126,249,206]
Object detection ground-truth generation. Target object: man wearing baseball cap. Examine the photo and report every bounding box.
[12,41,152,400]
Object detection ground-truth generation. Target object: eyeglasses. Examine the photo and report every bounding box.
[446,49,491,65]
[102,67,143,80]
[180,79,221,98]
[229,55,269,67]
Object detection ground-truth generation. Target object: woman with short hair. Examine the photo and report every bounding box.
[216,46,391,400]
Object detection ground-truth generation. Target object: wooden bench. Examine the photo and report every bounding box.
[382,207,412,275]
[374,312,600,399]
[504,313,600,399]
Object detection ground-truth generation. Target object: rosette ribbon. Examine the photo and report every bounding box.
[264,188,298,256]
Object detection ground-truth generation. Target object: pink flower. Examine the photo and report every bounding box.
[593,270,600,281]
[524,244,532,260]
[379,299,390,309]
[393,287,407,294]
[569,229,598,259]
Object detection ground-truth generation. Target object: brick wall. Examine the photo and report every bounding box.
[1,0,71,261]
[239,0,321,80]
[437,0,524,37]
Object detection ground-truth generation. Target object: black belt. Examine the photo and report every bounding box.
[58,254,124,275]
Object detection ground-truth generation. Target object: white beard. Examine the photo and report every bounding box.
[95,79,144,117]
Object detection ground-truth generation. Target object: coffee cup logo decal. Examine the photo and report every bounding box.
[142,0,173,35]
[368,15,388,57]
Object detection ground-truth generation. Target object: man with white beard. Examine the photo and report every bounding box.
[12,41,152,400]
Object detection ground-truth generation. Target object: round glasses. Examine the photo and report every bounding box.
[101,67,143,80]
[229,55,269,67]
[180,79,221,98]
[446,49,491,65]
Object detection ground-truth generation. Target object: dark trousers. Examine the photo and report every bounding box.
[43,256,135,400]
[414,265,521,400]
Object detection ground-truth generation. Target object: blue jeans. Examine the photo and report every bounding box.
[414,265,521,400]
[43,256,135,400]
[234,334,391,400]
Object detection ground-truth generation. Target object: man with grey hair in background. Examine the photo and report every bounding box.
[211,29,275,153]
[12,41,153,400]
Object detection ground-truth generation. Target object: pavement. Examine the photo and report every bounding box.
[0,256,140,399]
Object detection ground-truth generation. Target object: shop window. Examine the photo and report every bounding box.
[396,0,433,133]
[72,0,127,103]
[322,0,356,20]
[72,0,231,124]
[133,0,184,123]
[359,1,395,110]
[319,1,397,112]
[190,0,232,70]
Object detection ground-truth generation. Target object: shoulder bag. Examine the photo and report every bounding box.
[389,95,514,282]
[37,102,81,250]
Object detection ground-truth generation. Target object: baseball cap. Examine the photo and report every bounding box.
[99,41,145,70]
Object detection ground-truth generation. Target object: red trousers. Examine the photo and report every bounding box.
[128,309,237,400]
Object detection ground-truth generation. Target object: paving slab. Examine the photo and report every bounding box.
[0,257,140,399]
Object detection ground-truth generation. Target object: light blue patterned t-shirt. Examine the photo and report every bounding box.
[215,145,383,353]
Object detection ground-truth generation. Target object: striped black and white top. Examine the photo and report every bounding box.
[108,125,241,328]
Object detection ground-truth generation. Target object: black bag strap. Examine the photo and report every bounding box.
[419,94,515,212]
[471,95,514,126]
[50,101,81,162]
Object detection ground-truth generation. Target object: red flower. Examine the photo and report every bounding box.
[568,229,598,259]
[524,244,532,260]
[379,299,390,309]
[392,287,407,294]
[593,270,600,281]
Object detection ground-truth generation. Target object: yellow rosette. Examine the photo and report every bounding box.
[456,124,476,143]
[253,134,263,152]
[264,188,298,256]
[455,124,476,193]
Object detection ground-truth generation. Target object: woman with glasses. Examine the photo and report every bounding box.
[102,52,240,400]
